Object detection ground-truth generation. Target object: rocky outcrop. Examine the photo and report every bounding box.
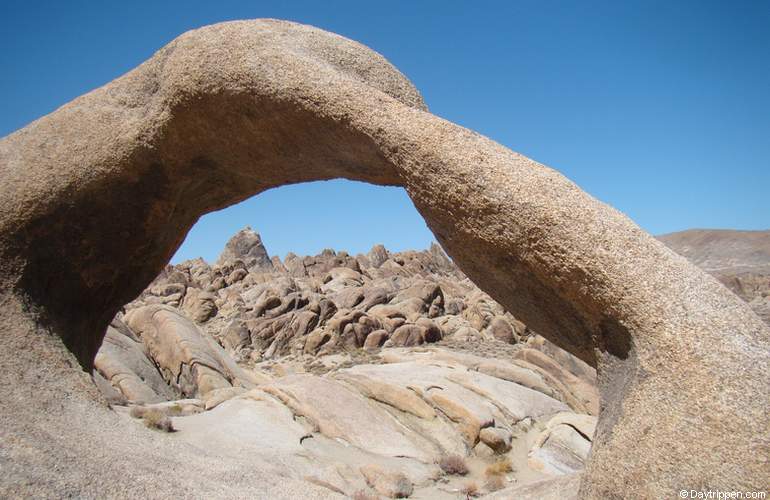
[0,19,767,499]
[528,413,597,475]
[216,226,274,271]
[121,237,493,370]
[94,319,179,404]
[130,343,599,497]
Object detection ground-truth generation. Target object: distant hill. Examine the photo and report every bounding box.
[659,229,770,324]
[658,229,770,273]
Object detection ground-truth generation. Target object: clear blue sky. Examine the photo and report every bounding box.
[2,1,768,263]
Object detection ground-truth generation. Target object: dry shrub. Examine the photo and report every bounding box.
[484,475,505,492]
[129,405,147,418]
[485,457,512,477]
[143,409,175,432]
[392,474,413,498]
[460,481,480,497]
[166,403,184,416]
[131,406,174,432]
[438,454,469,475]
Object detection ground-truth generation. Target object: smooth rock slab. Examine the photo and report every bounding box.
[528,413,597,475]
[172,396,306,458]
[262,374,437,461]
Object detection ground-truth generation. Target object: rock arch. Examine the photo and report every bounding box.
[0,20,767,499]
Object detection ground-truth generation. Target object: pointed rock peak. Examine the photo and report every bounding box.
[216,227,273,270]
[368,243,389,268]
[429,242,450,261]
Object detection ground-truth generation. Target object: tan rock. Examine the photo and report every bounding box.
[360,464,413,498]
[388,324,427,347]
[0,18,767,499]
[545,412,597,439]
[528,423,592,475]
[475,359,561,403]
[124,305,233,397]
[262,375,436,461]
[513,348,599,416]
[363,329,389,350]
[181,288,218,323]
[304,328,332,354]
[203,386,247,410]
[486,474,581,500]
[479,427,513,453]
[486,315,516,344]
[335,373,436,420]
[94,320,178,403]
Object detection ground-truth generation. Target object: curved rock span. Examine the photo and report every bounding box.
[0,19,767,499]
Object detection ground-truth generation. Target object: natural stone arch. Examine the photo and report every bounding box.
[0,19,766,499]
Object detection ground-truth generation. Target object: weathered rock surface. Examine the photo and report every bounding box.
[94,319,179,403]
[97,312,602,497]
[83,230,609,497]
[0,18,767,500]
[486,473,582,500]
[216,226,274,271]
[123,236,489,373]
[528,413,597,475]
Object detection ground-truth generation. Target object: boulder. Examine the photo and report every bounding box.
[94,319,178,403]
[182,288,218,323]
[479,427,513,453]
[363,329,389,350]
[529,425,593,475]
[216,227,274,271]
[368,244,390,268]
[124,305,234,397]
[388,324,427,347]
[487,316,516,344]
[360,464,413,498]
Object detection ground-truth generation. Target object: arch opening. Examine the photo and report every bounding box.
[90,179,605,496]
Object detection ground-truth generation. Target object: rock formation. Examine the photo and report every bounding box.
[215,226,274,271]
[92,235,600,497]
[0,19,767,499]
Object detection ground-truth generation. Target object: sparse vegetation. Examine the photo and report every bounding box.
[438,454,469,475]
[392,474,413,498]
[166,403,184,416]
[142,409,175,432]
[129,405,175,432]
[484,475,505,492]
[460,481,480,498]
[484,457,512,477]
